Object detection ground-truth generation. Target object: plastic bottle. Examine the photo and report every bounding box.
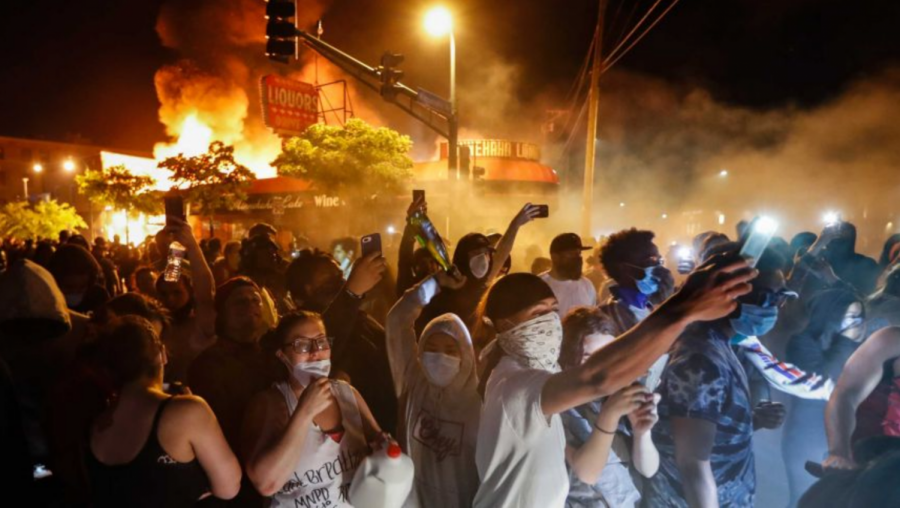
[164,241,187,282]
[349,442,415,508]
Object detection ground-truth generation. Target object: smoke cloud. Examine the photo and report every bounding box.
[150,0,899,261]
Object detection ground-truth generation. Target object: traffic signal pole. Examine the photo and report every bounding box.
[266,0,458,232]
[292,30,455,141]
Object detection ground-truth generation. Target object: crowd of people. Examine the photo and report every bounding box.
[2,196,900,508]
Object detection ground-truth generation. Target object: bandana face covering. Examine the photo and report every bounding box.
[497,312,563,373]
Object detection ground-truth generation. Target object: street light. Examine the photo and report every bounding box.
[63,159,76,172]
[424,7,452,37]
[33,163,43,174]
[423,7,457,180]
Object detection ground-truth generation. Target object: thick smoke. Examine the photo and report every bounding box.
[565,67,900,255]
[151,0,899,261]
[153,0,330,175]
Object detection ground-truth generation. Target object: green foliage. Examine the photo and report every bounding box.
[273,118,414,198]
[157,141,256,219]
[76,164,162,216]
[0,200,87,240]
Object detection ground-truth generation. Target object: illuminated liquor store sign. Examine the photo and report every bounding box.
[439,139,541,162]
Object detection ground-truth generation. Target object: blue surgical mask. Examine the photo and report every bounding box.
[636,266,659,296]
[730,303,779,339]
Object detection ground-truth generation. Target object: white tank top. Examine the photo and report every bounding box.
[270,380,369,508]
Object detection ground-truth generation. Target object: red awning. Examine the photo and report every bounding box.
[246,176,313,195]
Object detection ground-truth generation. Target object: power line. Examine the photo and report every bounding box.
[603,0,665,66]
[603,0,681,71]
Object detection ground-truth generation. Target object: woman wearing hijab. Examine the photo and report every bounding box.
[386,268,481,507]
[782,286,867,507]
[471,260,757,508]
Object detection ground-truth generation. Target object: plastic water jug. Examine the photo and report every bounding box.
[349,442,414,508]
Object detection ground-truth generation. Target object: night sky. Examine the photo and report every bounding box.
[1,0,898,151]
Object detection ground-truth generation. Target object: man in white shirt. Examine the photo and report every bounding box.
[540,233,597,318]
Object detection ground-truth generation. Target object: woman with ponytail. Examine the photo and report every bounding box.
[85,316,241,507]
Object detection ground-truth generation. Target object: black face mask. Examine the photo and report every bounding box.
[556,257,583,280]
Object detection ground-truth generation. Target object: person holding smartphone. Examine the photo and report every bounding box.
[559,307,660,508]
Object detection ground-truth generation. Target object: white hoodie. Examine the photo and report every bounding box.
[386,277,481,508]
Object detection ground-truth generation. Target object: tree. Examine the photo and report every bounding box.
[76,164,162,243]
[273,118,414,201]
[0,200,87,241]
[157,141,256,237]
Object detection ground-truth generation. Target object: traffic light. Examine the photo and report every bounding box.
[379,52,405,97]
[265,0,297,63]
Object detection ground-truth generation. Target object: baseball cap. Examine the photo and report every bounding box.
[550,233,592,254]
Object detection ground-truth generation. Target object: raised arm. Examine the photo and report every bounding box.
[324,252,385,361]
[824,326,900,468]
[488,203,542,281]
[166,217,216,346]
[386,277,437,397]
[541,259,757,416]
[385,270,466,397]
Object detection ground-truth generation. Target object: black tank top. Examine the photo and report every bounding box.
[87,397,210,507]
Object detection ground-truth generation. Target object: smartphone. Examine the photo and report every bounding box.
[361,233,382,258]
[739,217,778,268]
[164,195,186,224]
[639,354,669,391]
[413,189,425,202]
[534,204,550,218]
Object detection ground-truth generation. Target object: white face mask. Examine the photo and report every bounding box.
[288,359,331,387]
[497,312,563,372]
[469,253,490,279]
[421,352,461,387]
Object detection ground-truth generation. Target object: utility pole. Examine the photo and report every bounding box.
[582,0,607,238]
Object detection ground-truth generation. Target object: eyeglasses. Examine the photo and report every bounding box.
[743,289,798,309]
[282,336,332,355]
